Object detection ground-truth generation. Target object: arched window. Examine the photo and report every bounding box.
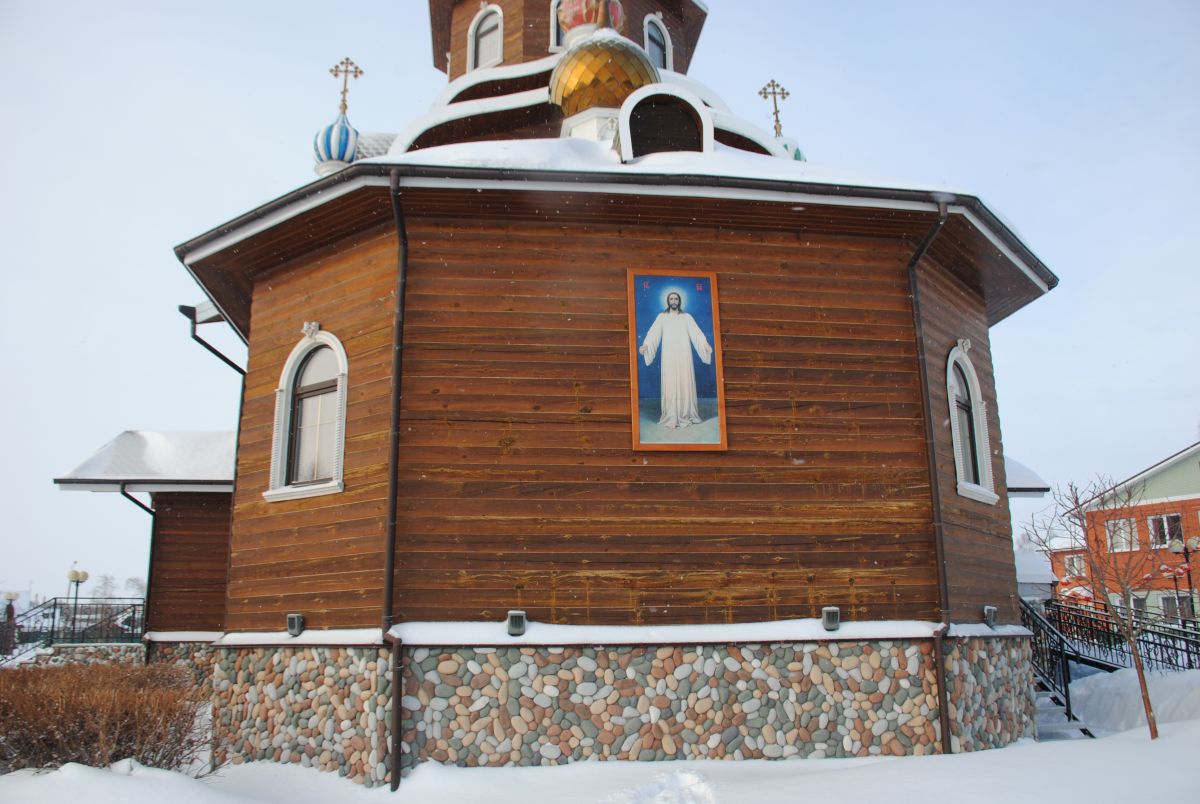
[644,16,671,70]
[264,324,348,502]
[946,339,997,504]
[549,0,565,51]
[469,6,504,71]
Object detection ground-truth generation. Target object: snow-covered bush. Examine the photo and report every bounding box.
[0,663,206,773]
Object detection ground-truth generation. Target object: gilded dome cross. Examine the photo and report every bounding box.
[759,80,790,138]
[329,57,364,114]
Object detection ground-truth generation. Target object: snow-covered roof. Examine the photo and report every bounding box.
[1014,552,1057,585]
[363,136,960,197]
[1004,455,1051,497]
[55,430,235,493]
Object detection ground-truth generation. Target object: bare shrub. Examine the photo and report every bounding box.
[0,663,207,772]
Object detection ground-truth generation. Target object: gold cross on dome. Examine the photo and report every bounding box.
[329,57,364,113]
[759,79,790,138]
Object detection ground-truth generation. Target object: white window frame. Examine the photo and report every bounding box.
[1064,554,1087,577]
[468,4,505,71]
[1146,513,1182,549]
[945,339,997,505]
[549,0,565,51]
[643,14,673,71]
[264,323,348,502]
[1105,517,1138,552]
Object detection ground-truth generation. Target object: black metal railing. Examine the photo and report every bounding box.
[1019,598,1078,720]
[1044,599,1200,673]
[1,597,145,665]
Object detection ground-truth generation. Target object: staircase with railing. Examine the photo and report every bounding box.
[1019,597,1200,740]
[0,597,145,666]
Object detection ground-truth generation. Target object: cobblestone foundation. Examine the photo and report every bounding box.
[28,642,144,667]
[943,636,1035,752]
[399,641,943,774]
[147,641,220,697]
[211,646,393,788]
[207,635,1033,786]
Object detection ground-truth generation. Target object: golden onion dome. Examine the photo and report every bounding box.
[549,28,660,117]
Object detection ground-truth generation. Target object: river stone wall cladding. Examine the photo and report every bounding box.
[398,641,944,774]
[211,646,393,788]
[29,643,144,667]
[943,636,1035,751]
[147,641,220,696]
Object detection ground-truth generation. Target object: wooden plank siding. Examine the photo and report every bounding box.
[225,231,399,632]
[146,492,231,632]
[391,216,940,625]
[914,255,1019,624]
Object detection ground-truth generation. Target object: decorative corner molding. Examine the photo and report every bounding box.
[302,321,321,338]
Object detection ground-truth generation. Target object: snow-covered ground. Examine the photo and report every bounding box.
[4,673,1198,803]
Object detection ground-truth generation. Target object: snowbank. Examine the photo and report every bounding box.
[1070,668,1200,736]
[6,678,1200,803]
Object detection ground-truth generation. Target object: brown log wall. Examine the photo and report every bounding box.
[915,256,1018,624]
[392,217,940,625]
[147,492,231,632]
[225,231,398,632]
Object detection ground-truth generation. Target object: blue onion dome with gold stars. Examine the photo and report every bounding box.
[549,0,660,118]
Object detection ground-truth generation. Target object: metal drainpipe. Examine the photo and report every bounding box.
[382,170,410,636]
[905,203,956,755]
[387,633,404,792]
[931,622,954,754]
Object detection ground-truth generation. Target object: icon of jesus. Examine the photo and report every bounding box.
[638,291,714,428]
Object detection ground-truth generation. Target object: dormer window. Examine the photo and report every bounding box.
[644,16,671,70]
[946,340,997,505]
[470,6,504,71]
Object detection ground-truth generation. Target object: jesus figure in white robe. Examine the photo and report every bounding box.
[639,292,714,428]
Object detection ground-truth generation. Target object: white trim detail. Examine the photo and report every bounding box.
[950,206,1048,294]
[643,13,673,71]
[709,109,791,158]
[617,84,714,163]
[143,631,224,643]
[946,339,997,505]
[263,324,348,503]
[213,628,384,647]
[467,4,505,72]
[391,87,550,154]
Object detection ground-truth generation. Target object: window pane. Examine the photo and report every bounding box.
[298,346,338,388]
[1167,513,1183,540]
[475,12,501,66]
[293,390,336,483]
[955,403,978,484]
[647,23,666,67]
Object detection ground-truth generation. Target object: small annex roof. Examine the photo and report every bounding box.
[55,431,235,493]
[1004,455,1051,498]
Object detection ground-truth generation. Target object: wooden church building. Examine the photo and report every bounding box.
[59,0,1057,788]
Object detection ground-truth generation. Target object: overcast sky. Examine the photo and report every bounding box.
[1,1,1197,599]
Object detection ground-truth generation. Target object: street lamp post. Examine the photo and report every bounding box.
[66,569,88,642]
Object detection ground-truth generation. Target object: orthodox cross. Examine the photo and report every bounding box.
[759,79,790,138]
[329,57,363,114]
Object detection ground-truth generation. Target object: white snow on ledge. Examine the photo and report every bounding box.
[212,628,383,647]
[388,618,945,647]
[143,631,224,643]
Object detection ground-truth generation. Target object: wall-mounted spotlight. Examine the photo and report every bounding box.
[506,610,527,636]
[982,605,998,629]
[287,613,305,636]
[822,606,840,632]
